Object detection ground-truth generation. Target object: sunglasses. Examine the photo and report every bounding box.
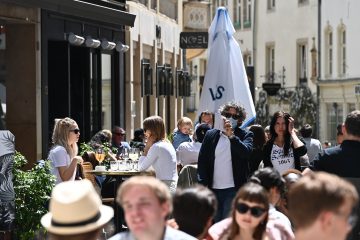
[113,132,125,136]
[236,203,266,218]
[223,112,242,120]
[69,129,80,134]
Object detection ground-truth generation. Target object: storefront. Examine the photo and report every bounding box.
[0,0,135,165]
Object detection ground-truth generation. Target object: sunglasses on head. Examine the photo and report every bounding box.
[69,129,80,134]
[236,203,266,218]
[223,112,242,120]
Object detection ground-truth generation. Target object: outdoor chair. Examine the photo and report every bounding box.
[81,162,114,205]
[177,164,198,189]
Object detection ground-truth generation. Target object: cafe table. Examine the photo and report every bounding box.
[88,169,152,232]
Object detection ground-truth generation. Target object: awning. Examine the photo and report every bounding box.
[0,0,136,27]
[186,48,206,60]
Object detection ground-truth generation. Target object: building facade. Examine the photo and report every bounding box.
[126,0,185,135]
[0,0,135,165]
[318,0,360,144]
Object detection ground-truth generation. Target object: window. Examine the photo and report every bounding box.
[348,103,356,113]
[266,45,275,82]
[244,53,252,66]
[101,54,112,130]
[159,0,177,20]
[217,0,228,6]
[138,0,148,6]
[233,0,241,28]
[243,0,251,28]
[298,0,309,5]
[297,43,307,85]
[151,0,157,10]
[338,27,346,76]
[267,0,275,10]
[325,27,333,77]
[327,103,343,145]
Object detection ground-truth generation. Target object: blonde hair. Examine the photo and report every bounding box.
[52,117,78,159]
[143,116,167,142]
[177,117,193,129]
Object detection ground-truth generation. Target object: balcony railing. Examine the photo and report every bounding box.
[243,20,251,28]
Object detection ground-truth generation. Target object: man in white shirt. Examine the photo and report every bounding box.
[198,101,253,222]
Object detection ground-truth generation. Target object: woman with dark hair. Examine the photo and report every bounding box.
[263,111,307,173]
[219,182,269,240]
[138,116,178,193]
[208,168,295,240]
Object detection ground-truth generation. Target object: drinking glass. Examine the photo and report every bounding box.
[121,148,130,171]
[129,148,139,170]
[110,160,118,171]
[95,148,106,165]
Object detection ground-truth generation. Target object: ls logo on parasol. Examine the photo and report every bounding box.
[209,86,225,101]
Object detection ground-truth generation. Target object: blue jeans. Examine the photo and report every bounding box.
[212,187,237,222]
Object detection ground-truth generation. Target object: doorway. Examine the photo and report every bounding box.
[47,42,115,147]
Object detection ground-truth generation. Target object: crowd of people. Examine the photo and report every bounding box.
[43,104,360,240]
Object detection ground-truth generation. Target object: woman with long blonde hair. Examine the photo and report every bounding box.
[48,117,82,184]
[138,116,178,193]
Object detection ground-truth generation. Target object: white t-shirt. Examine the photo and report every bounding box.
[213,133,235,189]
[176,141,202,166]
[48,145,76,185]
[270,144,295,174]
[138,141,178,181]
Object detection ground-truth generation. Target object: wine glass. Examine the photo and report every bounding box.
[121,148,130,170]
[95,148,106,165]
[129,148,140,170]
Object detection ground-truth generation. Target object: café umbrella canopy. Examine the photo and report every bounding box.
[197,7,256,128]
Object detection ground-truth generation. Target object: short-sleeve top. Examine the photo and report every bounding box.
[48,145,76,184]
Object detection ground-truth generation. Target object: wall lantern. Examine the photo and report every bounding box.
[177,70,191,97]
[101,40,116,50]
[116,42,129,53]
[68,33,84,46]
[156,64,173,97]
[85,37,101,48]
[141,59,153,97]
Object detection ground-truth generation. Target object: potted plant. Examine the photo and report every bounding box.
[13,152,55,240]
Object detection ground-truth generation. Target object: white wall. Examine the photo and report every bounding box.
[128,2,180,53]
[321,0,360,79]
[255,0,318,93]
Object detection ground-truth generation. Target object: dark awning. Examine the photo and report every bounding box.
[0,0,136,27]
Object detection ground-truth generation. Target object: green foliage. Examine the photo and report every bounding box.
[79,142,94,156]
[79,141,117,156]
[13,151,55,240]
[255,86,317,134]
[167,132,174,143]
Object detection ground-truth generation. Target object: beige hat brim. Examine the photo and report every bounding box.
[41,205,114,235]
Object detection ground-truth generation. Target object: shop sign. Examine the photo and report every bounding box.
[180,32,208,49]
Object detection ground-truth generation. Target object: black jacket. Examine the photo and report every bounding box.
[197,128,253,190]
[313,140,360,178]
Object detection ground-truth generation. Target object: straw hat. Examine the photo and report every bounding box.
[41,180,114,235]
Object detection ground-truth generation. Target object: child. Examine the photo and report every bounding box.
[172,117,193,150]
